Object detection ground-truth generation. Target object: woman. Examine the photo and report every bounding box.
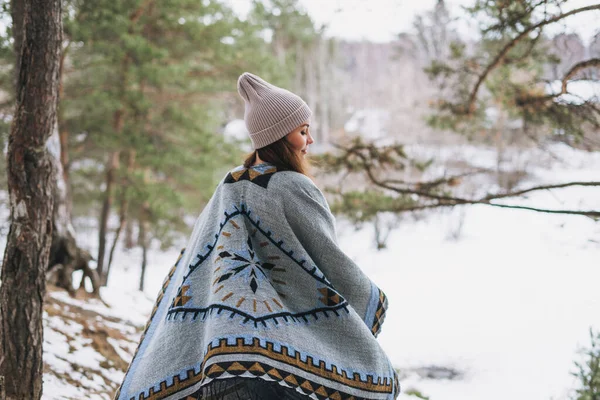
[116,73,399,400]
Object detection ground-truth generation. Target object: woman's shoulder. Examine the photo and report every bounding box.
[270,170,328,208]
[272,169,314,186]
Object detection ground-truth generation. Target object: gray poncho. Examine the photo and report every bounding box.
[116,163,399,400]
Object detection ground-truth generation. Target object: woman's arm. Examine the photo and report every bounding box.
[277,172,389,337]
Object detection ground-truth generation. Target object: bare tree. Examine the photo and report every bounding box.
[0,0,62,399]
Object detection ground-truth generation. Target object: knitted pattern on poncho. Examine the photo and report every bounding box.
[115,163,400,400]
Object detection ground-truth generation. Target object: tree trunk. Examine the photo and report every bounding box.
[97,51,129,282]
[304,44,317,126]
[57,43,72,217]
[0,1,62,399]
[317,38,330,145]
[138,203,150,292]
[44,38,99,295]
[0,375,5,400]
[105,149,136,286]
[96,150,120,282]
[124,217,136,249]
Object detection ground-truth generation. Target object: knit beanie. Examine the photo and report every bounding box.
[237,72,312,149]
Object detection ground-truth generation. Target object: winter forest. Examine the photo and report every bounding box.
[0,0,599,399]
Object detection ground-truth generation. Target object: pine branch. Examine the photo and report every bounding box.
[517,58,600,108]
[330,141,600,218]
[466,4,600,114]
[129,0,154,24]
[482,181,600,200]
[560,58,600,94]
[477,0,549,35]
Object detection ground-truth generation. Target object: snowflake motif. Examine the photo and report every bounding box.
[216,235,275,293]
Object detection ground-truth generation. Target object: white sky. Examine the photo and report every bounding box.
[226,0,600,44]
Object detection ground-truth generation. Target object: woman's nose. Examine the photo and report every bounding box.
[307,132,314,144]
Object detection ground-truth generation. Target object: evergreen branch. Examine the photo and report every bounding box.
[503,27,542,64]
[518,58,600,106]
[480,0,548,35]
[480,203,600,217]
[466,4,600,114]
[129,0,155,24]
[343,144,471,203]
[481,181,600,201]
[389,201,600,218]
[333,142,600,218]
[560,58,600,94]
[382,169,489,190]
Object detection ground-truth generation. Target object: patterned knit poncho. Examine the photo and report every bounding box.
[116,163,400,400]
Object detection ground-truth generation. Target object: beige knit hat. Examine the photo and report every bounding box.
[237,72,312,149]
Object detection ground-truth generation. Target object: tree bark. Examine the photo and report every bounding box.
[9,0,25,87]
[58,42,72,213]
[0,0,62,399]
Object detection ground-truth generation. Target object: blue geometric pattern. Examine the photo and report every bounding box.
[167,203,348,328]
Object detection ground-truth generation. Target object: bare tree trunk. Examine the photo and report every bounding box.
[57,43,72,217]
[97,150,120,282]
[304,44,317,118]
[97,44,131,281]
[45,39,93,294]
[317,38,330,145]
[105,149,136,285]
[138,203,150,292]
[124,218,136,249]
[0,0,62,399]
[294,40,303,94]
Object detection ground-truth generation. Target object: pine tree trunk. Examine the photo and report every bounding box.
[124,217,136,249]
[317,39,330,145]
[57,43,72,218]
[45,39,98,295]
[294,40,303,94]
[0,0,62,399]
[97,150,120,281]
[304,45,317,117]
[97,51,129,282]
[138,204,150,292]
[105,149,136,286]
[138,168,150,292]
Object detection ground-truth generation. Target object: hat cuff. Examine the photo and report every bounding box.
[250,104,312,149]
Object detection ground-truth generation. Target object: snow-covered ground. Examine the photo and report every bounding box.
[1,142,598,400]
[340,143,600,400]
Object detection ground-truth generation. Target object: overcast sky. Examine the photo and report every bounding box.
[227,0,600,44]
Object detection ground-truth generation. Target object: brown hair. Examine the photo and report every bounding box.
[243,136,311,177]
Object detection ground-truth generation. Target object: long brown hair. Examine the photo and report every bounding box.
[243,136,311,177]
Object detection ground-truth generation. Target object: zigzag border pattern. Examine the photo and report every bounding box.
[114,249,186,399]
[370,289,388,337]
[129,337,396,400]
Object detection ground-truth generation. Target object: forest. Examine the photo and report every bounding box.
[0,0,599,399]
